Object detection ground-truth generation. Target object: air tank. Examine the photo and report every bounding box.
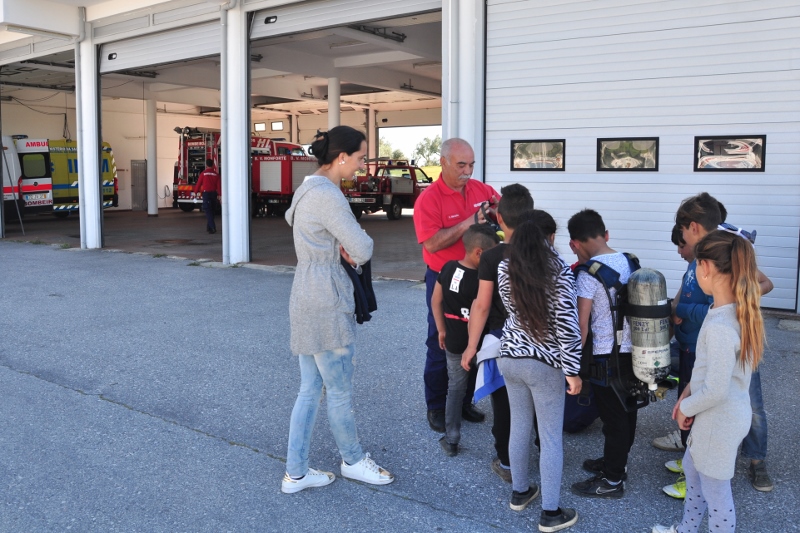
[628,268,672,391]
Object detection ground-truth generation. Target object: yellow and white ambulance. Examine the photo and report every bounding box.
[2,135,118,219]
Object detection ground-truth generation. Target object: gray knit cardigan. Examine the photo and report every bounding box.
[285,176,373,356]
[681,303,753,480]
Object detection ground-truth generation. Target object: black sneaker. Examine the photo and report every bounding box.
[462,404,486,423]
[438,436,458,457]
[581,457,628,481]
[427,409,445,433]
[510,485,540,511]
[570,474,624,499]
[538,508,578,532]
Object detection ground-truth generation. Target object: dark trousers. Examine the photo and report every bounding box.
[678,349,696,447]
[202,192,218,231]
[593,378,637,482]
[424,267,475,410]
[490,385,511,466]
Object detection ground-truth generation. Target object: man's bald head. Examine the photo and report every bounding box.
[440,138,475,191]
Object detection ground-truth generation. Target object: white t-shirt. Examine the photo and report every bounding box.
[575,252,633,355]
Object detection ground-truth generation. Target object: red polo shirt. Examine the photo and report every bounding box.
[194,168,221,195]
[414,178,499,272]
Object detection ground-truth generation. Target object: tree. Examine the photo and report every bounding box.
[379,137,406,161]
[412,135,441,166]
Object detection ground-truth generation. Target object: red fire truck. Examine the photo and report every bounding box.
[172,127,317,216]
[341,158,433,220]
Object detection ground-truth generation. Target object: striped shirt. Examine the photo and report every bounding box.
[497,251,582,376]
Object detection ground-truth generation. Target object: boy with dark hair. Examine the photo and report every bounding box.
[432,224,501,456]
[460,183,533,480]
[567,209,637,499]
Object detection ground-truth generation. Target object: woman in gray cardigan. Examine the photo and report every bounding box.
[280,126,394,494]
[653,230,765,533]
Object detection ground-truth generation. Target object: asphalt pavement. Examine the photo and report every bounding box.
[1,241,798,532]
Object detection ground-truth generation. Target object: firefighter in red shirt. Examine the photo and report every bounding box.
[193,158,221,234]
[413,138,499,432]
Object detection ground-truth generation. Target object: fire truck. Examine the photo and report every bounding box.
[340,158,433,220]
[172,127,317,216]
[2,135,118,220]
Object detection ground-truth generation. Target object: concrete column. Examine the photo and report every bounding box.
[327,77,340,130]
[442,0,486,178]
[222,2,250,264]
[290,114,298,143]
[367,108,377,160]
[75,22,103,249]
[145,98,158,216]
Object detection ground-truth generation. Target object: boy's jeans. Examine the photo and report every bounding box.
[286,345,364,477]
[741,370,768,461]
[444,350,470,444]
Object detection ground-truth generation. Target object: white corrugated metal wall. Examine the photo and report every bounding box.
[484,0,800,310]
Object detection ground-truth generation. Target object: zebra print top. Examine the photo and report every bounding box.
[497,252,582,376]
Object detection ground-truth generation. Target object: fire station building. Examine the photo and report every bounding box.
[0,0,798,312]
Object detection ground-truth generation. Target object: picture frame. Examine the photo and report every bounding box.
[510,139,565,171]
[694,135,766,172]
[597,137,658,171]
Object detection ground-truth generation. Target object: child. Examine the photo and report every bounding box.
[568,209,637,499]
[496,220,581,532]
[652,229,765,533]
[431,224,500,456]
[660,193,773,499]
[460,183,534,482]
[654,224,697,454]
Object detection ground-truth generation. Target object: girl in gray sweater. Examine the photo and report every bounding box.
[280,127,394,494]
[653,230,765,533]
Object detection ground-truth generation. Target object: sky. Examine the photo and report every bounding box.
[378,125,441,162]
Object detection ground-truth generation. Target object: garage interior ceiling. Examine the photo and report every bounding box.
[0,11,442,119]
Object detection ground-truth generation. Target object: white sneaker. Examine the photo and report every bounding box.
[281,468,335,494]
[341,453,395,485]
[652,430,685,452]
[652,525,679,533]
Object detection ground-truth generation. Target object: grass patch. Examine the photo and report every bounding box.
[188,262,201,267]
[153,253,167,258]
[59,243,71,249]
[30,239,47,245]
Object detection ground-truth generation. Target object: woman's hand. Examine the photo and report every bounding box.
[340,245,356,267]
[565,375,582,396]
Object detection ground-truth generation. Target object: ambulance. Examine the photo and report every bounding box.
[2,135,118,220]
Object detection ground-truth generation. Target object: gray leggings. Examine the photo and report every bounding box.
[678,446,736,533]
[497,356,565,511]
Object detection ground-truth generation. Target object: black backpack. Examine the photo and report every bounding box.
[574,253,649,412]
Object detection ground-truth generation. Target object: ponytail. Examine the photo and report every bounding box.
[308,126,366,166]
[695,230,765,370]
[729,237,764,370]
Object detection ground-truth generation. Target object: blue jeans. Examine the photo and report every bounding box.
[741,370,768,461]
[286,345,364,477]
[201,191,217,231]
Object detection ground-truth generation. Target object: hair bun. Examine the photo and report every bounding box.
[309,130,330,161]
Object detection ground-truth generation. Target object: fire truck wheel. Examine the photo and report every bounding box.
[53,211,70,219]
[179,204,196,213]
[351,206,363,220]
[386,198,403,220]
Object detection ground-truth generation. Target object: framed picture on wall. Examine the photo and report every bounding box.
[510,139,565,171]
[694,135,766,171]
[596,138,659,171]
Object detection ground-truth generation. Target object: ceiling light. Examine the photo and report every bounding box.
[413,61,442,69]
[4,25,73,41]
[329,40,365,49]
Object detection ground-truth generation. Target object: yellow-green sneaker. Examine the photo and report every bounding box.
[665,458,683,474]
[662,476,686,499]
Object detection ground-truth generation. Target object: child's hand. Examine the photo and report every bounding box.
[438,331,446,351]
[676,405,694,431]
[565,375,582,395]
[461,346,476,371]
